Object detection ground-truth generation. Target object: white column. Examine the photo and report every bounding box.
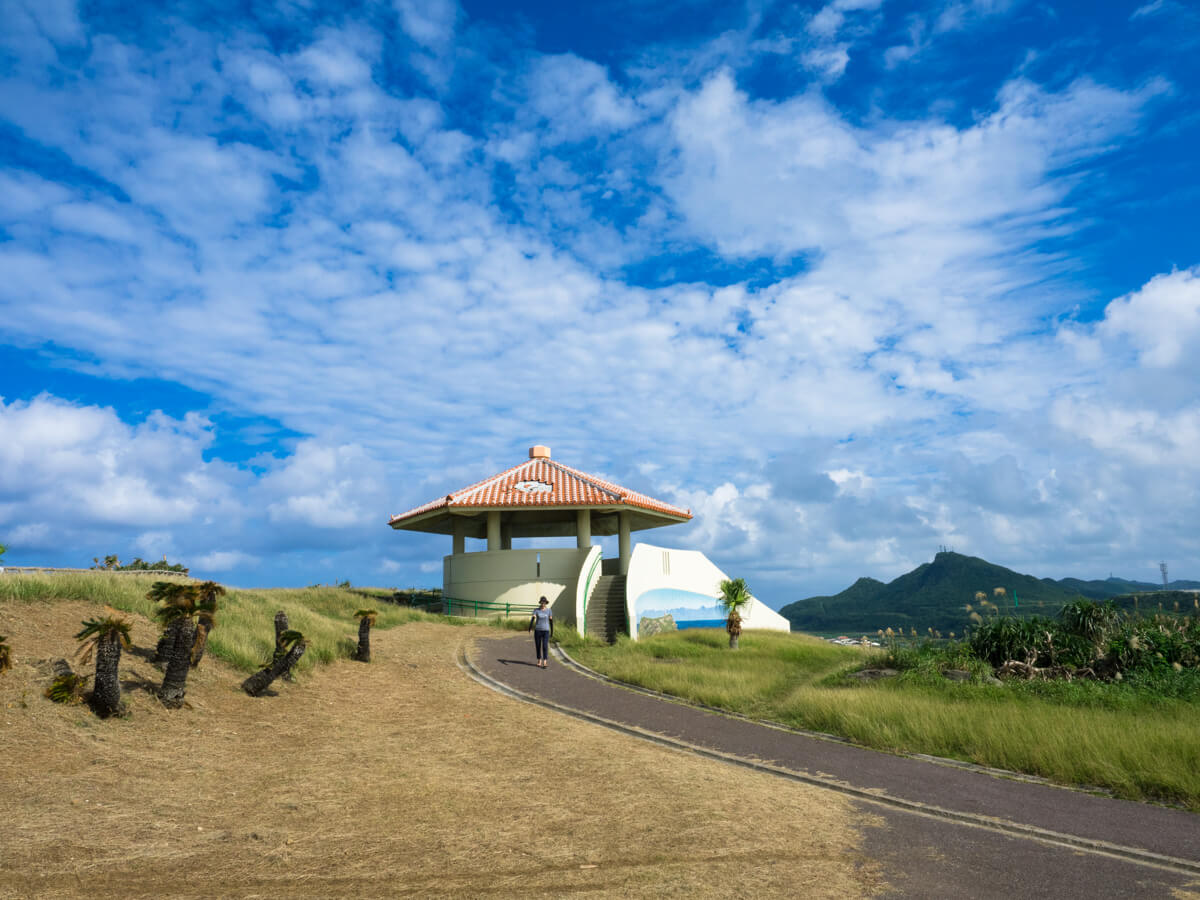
[618,511,631,575]
[452,518,465,555]
[576,509,592,549]
[487,511,501,551]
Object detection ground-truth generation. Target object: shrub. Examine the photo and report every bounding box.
[969,616,1055,667]
[92,554,189,575]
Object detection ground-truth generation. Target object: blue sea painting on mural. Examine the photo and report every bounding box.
[676,619,726,630]
[635,587,724,622]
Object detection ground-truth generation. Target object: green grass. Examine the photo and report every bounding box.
[570,627,1200,810]
[0,572,445,675]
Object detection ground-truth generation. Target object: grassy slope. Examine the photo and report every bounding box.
[571,628,1200,810]
[0,572,441,674]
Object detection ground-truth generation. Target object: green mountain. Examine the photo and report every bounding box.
[779,552,1198,636]
[1050,576,1200,598]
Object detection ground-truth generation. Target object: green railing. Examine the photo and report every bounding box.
[406,595,539,619]
[580,551,604,637]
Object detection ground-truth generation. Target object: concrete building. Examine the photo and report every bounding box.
[389,446,789,640]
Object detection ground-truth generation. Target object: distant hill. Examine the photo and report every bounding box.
[779,552,1198,635]
[1050,576,1200,599]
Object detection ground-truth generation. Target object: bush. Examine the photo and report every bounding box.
[92,555,189,575]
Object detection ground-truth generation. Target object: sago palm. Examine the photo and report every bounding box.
[718,578,752,650]
[76,614,132,717]
[150,581,191,663]
[189,581,225,668]
[354,609,377,663]
[152,582,201,707]
[243,630,308,696]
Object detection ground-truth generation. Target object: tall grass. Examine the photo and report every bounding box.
[0,572,440,674]
[571,628,1200,809]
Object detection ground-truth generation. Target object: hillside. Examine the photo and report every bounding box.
[779,552,1197,635]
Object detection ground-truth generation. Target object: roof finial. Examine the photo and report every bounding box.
[529,445,551,459]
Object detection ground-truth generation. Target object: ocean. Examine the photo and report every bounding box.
[675,619,726,630]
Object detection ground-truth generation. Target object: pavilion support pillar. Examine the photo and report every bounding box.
[618,511,631,575]
[501,524,512,550]
[487,511,501,551]
[576,509,592,549]
[452,518,465,555]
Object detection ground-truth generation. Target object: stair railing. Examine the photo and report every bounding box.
[578,546,604,637]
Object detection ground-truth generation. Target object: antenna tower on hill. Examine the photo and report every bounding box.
[1160,561,1169,590]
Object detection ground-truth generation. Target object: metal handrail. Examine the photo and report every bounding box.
[0,566,191,577]
[405,595,539,618]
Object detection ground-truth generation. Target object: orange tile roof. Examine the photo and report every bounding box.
[389,456,691,525]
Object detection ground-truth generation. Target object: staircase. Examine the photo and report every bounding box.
[586,574,627,643]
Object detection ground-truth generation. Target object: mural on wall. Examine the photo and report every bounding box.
[635,587,726,634]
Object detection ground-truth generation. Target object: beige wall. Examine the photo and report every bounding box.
[443,548,591,628]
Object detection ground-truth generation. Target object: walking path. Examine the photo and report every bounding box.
[465,634,1200,898]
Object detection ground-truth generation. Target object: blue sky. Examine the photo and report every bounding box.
[1,0,1198,603]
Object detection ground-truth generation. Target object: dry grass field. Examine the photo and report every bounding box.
[0,601,884,898]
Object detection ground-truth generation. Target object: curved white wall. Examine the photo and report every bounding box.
[625,543,791,640]
[574,544,603,637]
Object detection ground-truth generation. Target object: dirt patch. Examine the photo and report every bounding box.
[0,602,883,897]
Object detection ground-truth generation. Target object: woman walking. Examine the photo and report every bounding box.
[529,596,553,668]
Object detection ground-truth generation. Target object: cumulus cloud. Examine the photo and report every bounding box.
[1098,268,1200,368]
[0,396,402,578]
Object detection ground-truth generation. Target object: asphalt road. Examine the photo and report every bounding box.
[468,634,1200,898]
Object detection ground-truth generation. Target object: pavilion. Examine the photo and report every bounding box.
[389,446,789,641]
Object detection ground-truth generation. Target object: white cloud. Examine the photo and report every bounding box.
[196,550,260,572]
[1097,268,1200,368]
[393,0,457,49]
[808,0,886,39]
[1130,0,1168,19]
[0,396,395,574]
[803,44,851,80]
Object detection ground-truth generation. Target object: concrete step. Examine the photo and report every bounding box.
[587,575,627,642]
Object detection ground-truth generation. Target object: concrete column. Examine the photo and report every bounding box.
[576,509,592,549]
[452,518,465,555]
[618,511,631,575]
[487,511,501,551]
[501,524,512,550]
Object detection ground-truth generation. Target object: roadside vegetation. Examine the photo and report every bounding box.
[570,616,1200,810]
[0,572,440,676]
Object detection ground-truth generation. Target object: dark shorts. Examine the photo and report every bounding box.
[534,630,549,660]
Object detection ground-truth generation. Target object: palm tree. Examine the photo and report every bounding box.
[242,630,308,696]
[354,609,377,662]
[76,615,132,718]
[718,578,752,650]
[150,581,191,663]
[153,583,201,708]
[272,610,296,681]
[0,635,11,674]
[189,581,225,668]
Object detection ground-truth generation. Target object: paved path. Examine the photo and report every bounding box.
[467,634,1200,898]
